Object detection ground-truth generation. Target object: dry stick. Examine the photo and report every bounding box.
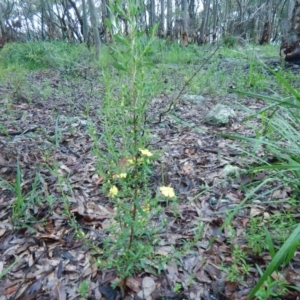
[151,45,221,125]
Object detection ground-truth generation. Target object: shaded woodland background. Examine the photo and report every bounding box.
[2,0,300,63]
[0,0,295,46]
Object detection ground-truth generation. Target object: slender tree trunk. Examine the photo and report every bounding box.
[235,0,243,37]
[45,0,55,39]
[149,0,155,28]
[166,0,172,40]
[53,0,64,39]
[159,0,165,37]
[224,0,232,36]
[67,0,83,42]
[82,0,88,42]
[199,0,210,44]
[24,15,31,40]
[212,0,218,43]
[0,4,4,39]
[88,0,100,59]
[188,0,195,42]
[101,0,111,42]
[61,0,74,40]
[181,0,188,45]
[41,0,46,40]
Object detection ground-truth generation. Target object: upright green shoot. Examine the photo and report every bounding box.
[93,0,177,287]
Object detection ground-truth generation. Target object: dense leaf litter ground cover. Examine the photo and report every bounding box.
[1,64,300,300]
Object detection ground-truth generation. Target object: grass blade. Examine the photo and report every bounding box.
[248,223,300,299]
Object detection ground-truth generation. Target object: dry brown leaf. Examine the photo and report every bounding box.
[155,246,174,256]
[250,205,264,216]
[125,277,141,293]
[271,189,284,199]
[52,283,67,300]
[137,277,156,299]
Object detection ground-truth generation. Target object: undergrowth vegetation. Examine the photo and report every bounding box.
[0,41,92,70]
[225,71,300,298]
[1,10,300,300]
[87,1,181,281]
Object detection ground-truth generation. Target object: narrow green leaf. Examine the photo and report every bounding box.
[248,223,300,299]
[284,240,300,265]
[264,227,275,259]
[273,71,300,102]
[231,89,300,110]
[114,35,130,47]
[0,258,20,279]
[113,61,126,71]
[290,285,300,292]
[134,198,147,217]
[253,163,300,171]
[256,264,264,276]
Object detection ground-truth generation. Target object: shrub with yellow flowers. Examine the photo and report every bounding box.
[88,0,178,287]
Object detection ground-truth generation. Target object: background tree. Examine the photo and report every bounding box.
[166,0,172,40]
[198,0,210,44]
[159,0,164,37]
[212,0,218,43]
[280,0,300,63]
[148,0,155,31]
[180,0,188,45]
[88,0,100,59]
[188,0,195,42]
[0,0,295,51]
[82,0,88,43]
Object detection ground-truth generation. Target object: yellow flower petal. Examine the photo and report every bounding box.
[142,203,150,212]
[139,149,153,157]
[113,173,127,179]
[109,185,118,197]
[160,186,175,198]
[127,158,135,165]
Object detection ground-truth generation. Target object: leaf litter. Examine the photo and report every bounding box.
[0,68,300,300]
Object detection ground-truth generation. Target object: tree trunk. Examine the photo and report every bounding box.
[181,0,188,45]
[259,21,270,45]
[282,0,293,38]
[224,0,232,36]
[212,0,218,43]
[67,0,83,42]
[88,0,100,59]
[0,4,4,40]
[166,0,172,40]
[101,0,111,43]
[149,0,155,28]
[259,0,273,45]
[198,0,210,44]
[82,0,88,42]
[280,0,300,64]
[235,0,243,38]
[159,0,165,37]
[41,0,46,40]
[188,0,195,42]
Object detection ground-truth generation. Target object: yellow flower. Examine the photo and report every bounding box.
[109,185,118,198]
[127,158,136,165]
[142,203,150,212]
[137,218,147,224]
[160,186,175,198]
[139,149,153,157]
[113,173,127,179]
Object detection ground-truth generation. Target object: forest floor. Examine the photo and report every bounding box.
[1,45,300,300]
